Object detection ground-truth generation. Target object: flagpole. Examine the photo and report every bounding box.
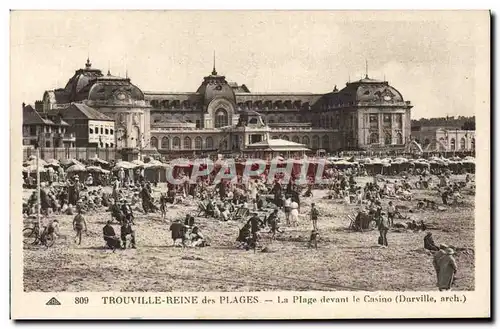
[36,146,41,230]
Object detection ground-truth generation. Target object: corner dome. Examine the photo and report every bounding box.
[343,75,404,103]
[87,72,145,105]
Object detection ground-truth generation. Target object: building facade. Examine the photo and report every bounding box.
[411,126,476,152]
[28,58,413,158]
[22,104,76,148]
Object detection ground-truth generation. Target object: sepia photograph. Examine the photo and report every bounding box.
[10,9,490,319]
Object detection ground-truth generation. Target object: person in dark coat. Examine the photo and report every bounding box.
[140,184,153,214]
[169,219,187,246]
[102,221,120,251]
[424,232,439,251]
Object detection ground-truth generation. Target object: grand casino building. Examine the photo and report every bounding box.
[35,58,413,158]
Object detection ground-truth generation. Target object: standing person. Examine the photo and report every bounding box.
[160,193,168,219]
[310,203,319,231]
[387,201,396,227]
[435,248,458,291]
[433,244,449,282]
[284,196,292,225]
[118,168,125,187]
[72,210,87,245]
[112,177,120,201]
[378,211,389,248]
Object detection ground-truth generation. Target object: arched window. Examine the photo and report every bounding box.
[214,108,228,128]
[89,127,94,134]
[249,118,258,124]
[172,137,180,149]
[282,135,290,141]
[150,137,158,149]
[292,136,300,143]
[206,137,214,149]
[302,136,310,147]
[322,135,330,150]
[195,136,202,150]
[312,135,319,149]
[161,137,170,150]
[450,138,456,151]
[384,132,392,145]
[396,133,403,145]
[471,138,475,151]
[369,133,379,144]
[184,136,192,149]
[460,137,466,150]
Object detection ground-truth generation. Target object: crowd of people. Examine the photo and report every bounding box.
[22,154,474,291]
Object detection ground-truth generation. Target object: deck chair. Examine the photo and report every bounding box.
[197,201,208,217]
[347,212,357,230]
[233,207,250,221]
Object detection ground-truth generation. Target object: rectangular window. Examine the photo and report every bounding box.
[100,127,104,134]
[30,126,37,136]
[110,129,114,135]
[383,114,392,128]
[105,128,109,135]
[369,114,379,129]
[394,114,403,129]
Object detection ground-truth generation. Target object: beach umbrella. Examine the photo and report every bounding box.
[24,157,48,167]
[22,164,46,173]
[113,161,137,171]
[86,165,105,173]
[60,158,84,167]
[144,160,168,169]
[66,164,87,173]
[131,159,145,167]
[90,157,109,166]
[44,159,60,168]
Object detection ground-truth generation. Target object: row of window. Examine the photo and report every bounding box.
[151,134,334,150]
[149,100,312,110]
[26,126,67,136]
[368,132,404,145]
[269,135,331,149]
[89,127,114,135]
[423,137,475,151]
[150,136,213,150]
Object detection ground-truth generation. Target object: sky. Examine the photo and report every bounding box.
[10,10,489,119]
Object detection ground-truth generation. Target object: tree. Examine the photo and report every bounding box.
[461,120,475,130]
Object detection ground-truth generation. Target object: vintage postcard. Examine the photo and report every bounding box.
[10,10,490,319]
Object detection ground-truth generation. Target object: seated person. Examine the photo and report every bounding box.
[102,221,121,250]
[256,194,264,210]
[169,219,187,247]
[189,226,209,247]
[236,223,252,249]
[184,214,195,227]
[424,232,439,251]
[205,200,215,217]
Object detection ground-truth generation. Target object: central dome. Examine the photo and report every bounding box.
[63,58,103,100]
[196,67,236,107]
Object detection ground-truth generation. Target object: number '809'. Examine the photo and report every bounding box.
[75,297,89,304]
